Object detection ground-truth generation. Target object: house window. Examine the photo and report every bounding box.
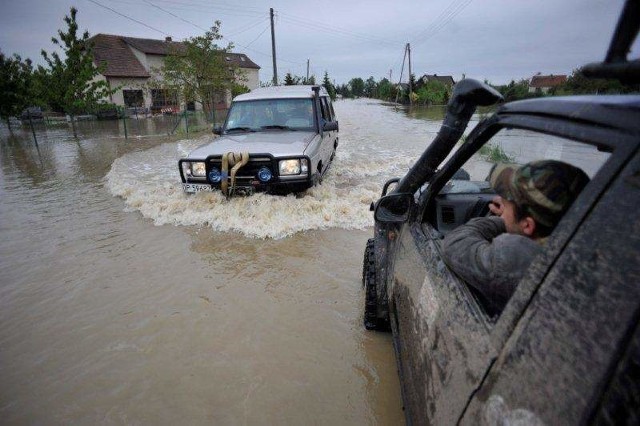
[151,89,178,111]
[123,89,144,107]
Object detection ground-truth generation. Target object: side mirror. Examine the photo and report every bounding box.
[323,121,339,132]
[213,126,222,135]
[374,193,413,224]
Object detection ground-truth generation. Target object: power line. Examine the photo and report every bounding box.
[226,16,269,37]
[84,0,168,36]
[411,0,466,42]
[153,0,263,14]
[143,0,208,32]
[278,12,404,48]
[146,0,265,18]
[243,23,270,48]
[411,0,473,46]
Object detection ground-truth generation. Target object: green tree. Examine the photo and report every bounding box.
[284,72,301,85]
[232,83,250,97]
[364,76,377,98]
[554,68,638,95]
[303,75,316,85]
[408,73,417,101]
[323,71,336,100]
[160,21,240,120]
[416,80,449,105]
[40,7,112,137]
[336,83,351,98]
[376,78,395,101]
[0,52,34,129]
[498,79,533,102]
[349,77,364,97]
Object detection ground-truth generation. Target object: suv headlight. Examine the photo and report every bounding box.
[191,162,206,177]
[279,159,301,175]
[182,161,206,178]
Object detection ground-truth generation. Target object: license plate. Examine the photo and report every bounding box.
[232,186,254,196]
[182,183,214,193]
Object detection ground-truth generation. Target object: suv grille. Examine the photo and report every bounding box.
[208,156,274,185]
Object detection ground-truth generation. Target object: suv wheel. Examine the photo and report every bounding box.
[362,238,388,331]
[362,238,374,288]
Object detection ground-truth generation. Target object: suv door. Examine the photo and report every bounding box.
[319,96,337,171]
[390,220,498,423]
[462,148,640,424]
[386,121,624,424]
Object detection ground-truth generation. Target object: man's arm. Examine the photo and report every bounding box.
[442,216,508,303]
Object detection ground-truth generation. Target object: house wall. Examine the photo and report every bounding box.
[528,86,550,94]
[237,68,260,90]
[96,42,259,111]
[146,54,165,77]
[107,77,152,108]
[129,46,148,72]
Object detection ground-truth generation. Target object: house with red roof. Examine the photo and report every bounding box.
[528,73,567,94]
[88,34,260,112]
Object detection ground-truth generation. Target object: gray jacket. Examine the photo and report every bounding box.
[442,216,542,313]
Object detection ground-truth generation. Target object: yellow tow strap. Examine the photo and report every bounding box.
[221,151,249,197]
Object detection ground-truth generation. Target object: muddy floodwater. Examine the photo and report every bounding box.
[0,99,449,425]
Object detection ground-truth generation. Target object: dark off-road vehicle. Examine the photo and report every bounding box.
[362,1,640,424]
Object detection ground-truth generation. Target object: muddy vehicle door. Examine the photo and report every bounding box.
[371,90,640,424]
[364,1,640,423]
[363,80,503,423]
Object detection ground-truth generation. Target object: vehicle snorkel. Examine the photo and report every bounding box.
[364,79,503,330]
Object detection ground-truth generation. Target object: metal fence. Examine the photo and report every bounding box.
[14,108,229,141]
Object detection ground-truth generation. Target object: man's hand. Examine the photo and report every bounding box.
[489,196,505,216]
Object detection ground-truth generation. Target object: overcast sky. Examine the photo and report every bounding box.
[1,0,635,85]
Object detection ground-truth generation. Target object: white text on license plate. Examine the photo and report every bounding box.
[183,183,214,193]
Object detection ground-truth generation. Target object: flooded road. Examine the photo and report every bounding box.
[0,100,443,425]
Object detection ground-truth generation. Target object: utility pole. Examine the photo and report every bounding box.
[389,69,392,81]
[270,8,278,85]
[407,43,413,106]
[306,59,310,83]
[394,44,408,106]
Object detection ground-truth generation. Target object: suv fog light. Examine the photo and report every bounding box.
[208,167,222,183]
[257,167,272,182]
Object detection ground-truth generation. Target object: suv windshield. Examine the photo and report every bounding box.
[225,98,315,132]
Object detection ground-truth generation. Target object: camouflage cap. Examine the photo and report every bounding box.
[490,160,590,228]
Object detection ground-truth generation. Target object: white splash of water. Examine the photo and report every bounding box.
[105,99,439,239]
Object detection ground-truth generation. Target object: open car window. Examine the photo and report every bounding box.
[426,127,612,319]
[429,128,611,235]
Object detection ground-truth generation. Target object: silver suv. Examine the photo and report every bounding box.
[179,85,338,196]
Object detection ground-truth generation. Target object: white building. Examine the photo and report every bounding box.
[88,34,260,112]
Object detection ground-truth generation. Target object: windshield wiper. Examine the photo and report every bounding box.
[226,127,255,133]
[261,125,293,130]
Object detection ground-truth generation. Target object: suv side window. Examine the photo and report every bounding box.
[320,97,332,122]
[428,128,611,318]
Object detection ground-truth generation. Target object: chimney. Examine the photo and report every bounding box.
[165,36,172,42]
